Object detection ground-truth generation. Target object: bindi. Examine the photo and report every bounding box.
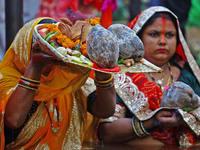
[161,14,166,42]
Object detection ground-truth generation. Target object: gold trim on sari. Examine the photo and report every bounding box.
[0,17,96,149]
[102,6,200,146]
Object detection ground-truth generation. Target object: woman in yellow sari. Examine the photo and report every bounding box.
[0,18,116,149]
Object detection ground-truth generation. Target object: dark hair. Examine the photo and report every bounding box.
[39,19,57,24]
[137,12,179,43]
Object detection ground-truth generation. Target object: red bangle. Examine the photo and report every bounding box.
[19,79,39,87]
[18,76,40,91]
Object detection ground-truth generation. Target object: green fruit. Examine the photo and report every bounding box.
[44,31,58,42]
[50,43,56,48]
[71,55,93,67]
[80,55,93,66]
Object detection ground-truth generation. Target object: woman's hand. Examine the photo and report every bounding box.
[143,109,183,131]
[153,109,183,127]
[5,40,67,128]
[30,40,65,72]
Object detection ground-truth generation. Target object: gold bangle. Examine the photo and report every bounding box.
[94,74,114,84]
[95,81,114,89]
[94,74,114,89]
[132,117,146,137]
[21,76,40,84]
[140,121,151,135]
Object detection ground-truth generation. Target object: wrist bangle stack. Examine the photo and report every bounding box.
[140,120,151,136]
[94,74,114,89]
[18,76,40,91]
[132,116,151,137]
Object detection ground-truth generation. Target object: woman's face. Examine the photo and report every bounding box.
[141,17,177,67]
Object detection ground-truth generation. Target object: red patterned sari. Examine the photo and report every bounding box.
[102,6,200,147]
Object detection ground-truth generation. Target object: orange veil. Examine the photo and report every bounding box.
[0,17,97,149]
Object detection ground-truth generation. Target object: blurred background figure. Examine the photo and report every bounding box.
[36,0,71,21]
[36,0,117,28]
[128,0,140,21]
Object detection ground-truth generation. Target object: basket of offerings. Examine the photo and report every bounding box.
[33,17,162,73]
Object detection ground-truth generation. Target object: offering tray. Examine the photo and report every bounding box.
[33,23,162,74]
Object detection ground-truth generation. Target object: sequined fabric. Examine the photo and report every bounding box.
[103,73,200,146]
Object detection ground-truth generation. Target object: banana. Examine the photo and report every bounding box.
[56,47,93,67]
[71,55,93,67]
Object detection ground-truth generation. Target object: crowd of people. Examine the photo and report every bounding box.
[0,1,200,150]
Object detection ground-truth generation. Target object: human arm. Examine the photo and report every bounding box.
[4,41,63,129]
[88,72,116,118]
[98,109,183,143]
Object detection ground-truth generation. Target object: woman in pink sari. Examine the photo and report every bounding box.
[98,6,200,148]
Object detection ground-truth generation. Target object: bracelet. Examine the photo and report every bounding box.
[132,117,146,137]
[94,74,114,89]
[94,74,114,83]
[95,79,114,89]
[20,76,40,84]
[140,121,151,135]
[18,76,40,91]
[132,117,150,137]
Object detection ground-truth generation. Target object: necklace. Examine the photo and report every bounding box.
[44,100,60,135]
[151,63,168,85]
[156,75,164,85]
[149,62,174,91]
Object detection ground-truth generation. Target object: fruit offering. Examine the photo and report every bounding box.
[108,24,144,67]
[161,81,200,112]
[86,24,119,69]
[34,18,161,73]
[34,17,101,68]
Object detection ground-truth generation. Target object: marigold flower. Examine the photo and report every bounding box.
[40,19,98,57]
[85,17,100,26]
[81,43,88,57]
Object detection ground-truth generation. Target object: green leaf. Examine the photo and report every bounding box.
[50,43,56,48]
[117,58,124,65]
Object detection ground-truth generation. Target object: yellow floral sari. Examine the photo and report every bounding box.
[0,18,97,150]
